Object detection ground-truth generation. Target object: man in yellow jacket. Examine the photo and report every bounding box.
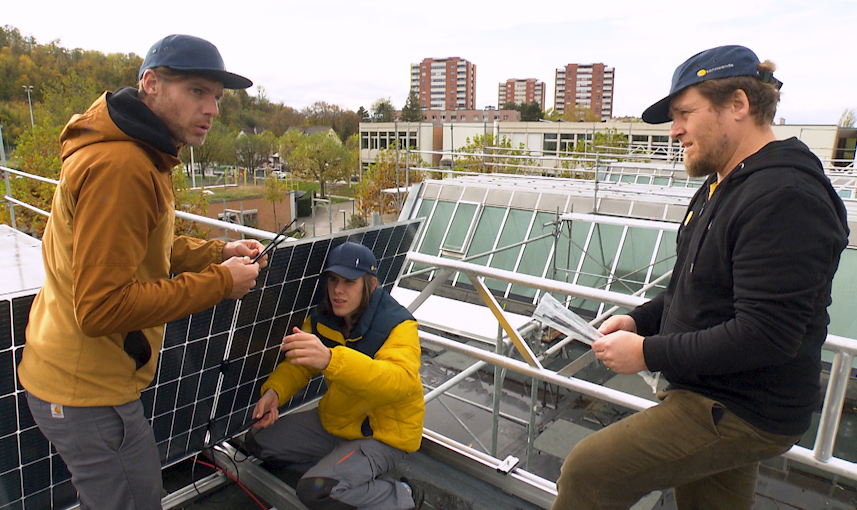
[18,35,266,510]
[246,242,425,509]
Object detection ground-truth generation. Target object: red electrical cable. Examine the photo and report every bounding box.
[193,458,270,510]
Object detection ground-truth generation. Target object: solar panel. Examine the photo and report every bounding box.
[1,218,422,508]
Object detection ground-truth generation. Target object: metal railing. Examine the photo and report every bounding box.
[403,252,857,505]
[4,161,857,506]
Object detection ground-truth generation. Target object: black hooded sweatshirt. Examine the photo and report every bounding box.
[629,137,849,436]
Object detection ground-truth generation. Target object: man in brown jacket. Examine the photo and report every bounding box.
[19,35,266,510]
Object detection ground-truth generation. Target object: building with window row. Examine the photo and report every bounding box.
[498,78,546,109]
[411,57,477,110]
[554,63,614,120]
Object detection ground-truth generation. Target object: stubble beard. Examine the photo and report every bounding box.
[684,132,731,179]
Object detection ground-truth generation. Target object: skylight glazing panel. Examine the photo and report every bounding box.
[610,227,660,298]
[413,201,454,274]
[485,209,534,293]
[568,223,623,314]
[457,206,507,287]
[441,203,478,253]
[509,212,556,301]
[829,248,857,339]
[550,220,593,299]
[650,231,677,298]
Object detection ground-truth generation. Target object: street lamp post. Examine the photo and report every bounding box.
[23,86,34,130]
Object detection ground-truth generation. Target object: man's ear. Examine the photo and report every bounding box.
[730,89,751,121]
[140,69,160,97]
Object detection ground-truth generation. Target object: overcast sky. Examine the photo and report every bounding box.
[5,0,855,125]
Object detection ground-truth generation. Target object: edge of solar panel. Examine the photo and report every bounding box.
[1,218,422,509]
[2,290,76,510]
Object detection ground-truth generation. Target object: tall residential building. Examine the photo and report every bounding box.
[498,78,546,109]
[411,57,476,110]
[554,63,614,120]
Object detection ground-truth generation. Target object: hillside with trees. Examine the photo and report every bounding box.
[0,25,372,237]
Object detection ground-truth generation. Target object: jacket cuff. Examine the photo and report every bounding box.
[641,334,670,373]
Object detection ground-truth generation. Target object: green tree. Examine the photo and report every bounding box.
[289,131,352,199]
[172,166,211,239]
[563,105,601,122]
[278,129,306,176]
[357,106,369,122]
[264,174,290,231]
[401,90,422,122]
[234,131,272,173]
[454,133,536,174]
[38,72,101,129]
[2,121,61,237]
[570,127,628,154]
[371,98,394,122]
[544,107,561,122]
[356,147,425,216]
[520,101,544,122]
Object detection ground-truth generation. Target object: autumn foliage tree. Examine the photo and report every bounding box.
[453,134,537,174]
[289,132,352,199]
[0,122,61,237]
[172,168,211,239]
[356,147,425,217]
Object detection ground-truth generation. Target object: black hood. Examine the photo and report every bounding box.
[106,87,179,157]
[723,137,849,234]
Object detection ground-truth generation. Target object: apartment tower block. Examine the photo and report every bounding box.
[554,63,614,120]
[411,57,476,110]
[498,78,546,109]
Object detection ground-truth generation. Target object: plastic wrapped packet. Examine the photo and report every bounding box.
[533,293,660,393]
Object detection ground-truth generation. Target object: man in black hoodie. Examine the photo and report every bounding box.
[551,46,849,510]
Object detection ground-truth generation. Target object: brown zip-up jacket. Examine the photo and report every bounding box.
[19,90,232,407]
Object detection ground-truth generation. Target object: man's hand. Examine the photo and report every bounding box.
[598,314,637,335]
[222,256,260,299]
[252,388,280,429]
[223,239,267,269]
[281,327,332,370]
[592,330,647,374]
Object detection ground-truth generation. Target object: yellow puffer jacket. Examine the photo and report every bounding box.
[261,289,424,452]
[19,89,233,407]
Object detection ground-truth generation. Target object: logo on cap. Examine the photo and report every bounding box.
[697,69,707,77]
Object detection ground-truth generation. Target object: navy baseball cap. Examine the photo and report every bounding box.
[642,45,782,124]
[325,242,377,280]
[138,35,253,90]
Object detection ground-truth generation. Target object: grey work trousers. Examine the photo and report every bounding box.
[247,409,415,509]
[26,392,163,510]
[552,389,800,510]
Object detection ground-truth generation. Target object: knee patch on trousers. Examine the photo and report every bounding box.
[295,477,356,510]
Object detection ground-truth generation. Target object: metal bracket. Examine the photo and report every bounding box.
[496,455,520,474]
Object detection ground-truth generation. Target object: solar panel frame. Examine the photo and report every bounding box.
[1,218,422,509]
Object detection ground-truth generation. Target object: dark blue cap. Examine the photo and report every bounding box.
[138,34,253,90]
[642,45,782,124]
[325,242,377,280]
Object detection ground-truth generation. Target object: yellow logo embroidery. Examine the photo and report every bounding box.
[697,69,707,77]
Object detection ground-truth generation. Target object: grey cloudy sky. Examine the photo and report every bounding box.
[5,0,855,125]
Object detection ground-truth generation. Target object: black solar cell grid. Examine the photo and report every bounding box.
[0,219,421,508]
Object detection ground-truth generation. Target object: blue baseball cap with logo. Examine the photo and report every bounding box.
[138,34,253,90]
[325,242,377,280]
[642,45,782,124]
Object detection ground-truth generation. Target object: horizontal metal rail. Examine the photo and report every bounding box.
[1,165,59,184]
[408,252,857,484]
[407,252,647,310]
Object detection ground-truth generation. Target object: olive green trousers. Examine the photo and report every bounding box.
[551,389,800,510]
